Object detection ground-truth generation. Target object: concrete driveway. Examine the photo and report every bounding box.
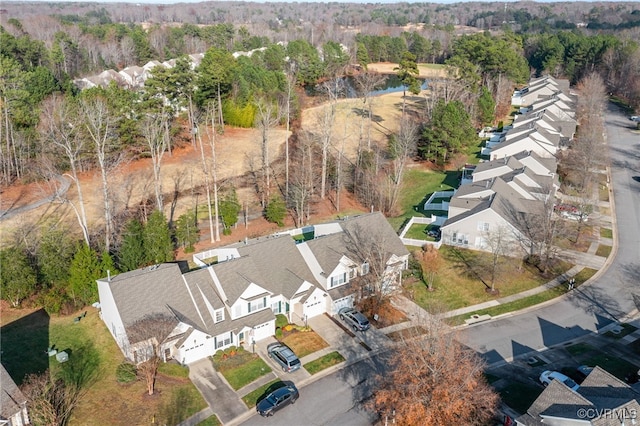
[188,358,247,424]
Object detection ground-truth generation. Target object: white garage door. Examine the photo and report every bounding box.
[332,296,353,313]
[252,320,275,341]
[304,298,326,318]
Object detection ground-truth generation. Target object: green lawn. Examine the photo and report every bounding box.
[566,343,594,356]
[0,308,207,425]
[595,244,612,257]
[304,351,345,374]
[604,323,638,339]
[600,228,613,238]
[388,168,451,232]
[212,347,272,390]
[407,246,573,314]
[499,381,541,414]
[582,354,638,380]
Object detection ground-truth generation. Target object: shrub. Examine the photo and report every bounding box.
[116,362,137,383]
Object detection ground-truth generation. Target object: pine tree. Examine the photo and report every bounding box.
[69,243,101,306]
[143,211,174,265]
[118,218,146,271]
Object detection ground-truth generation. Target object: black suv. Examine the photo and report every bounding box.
[338,307,370,332]
[256,384,299,417]
[267,342,301,372]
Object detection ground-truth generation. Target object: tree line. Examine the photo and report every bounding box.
[1,13,639,317]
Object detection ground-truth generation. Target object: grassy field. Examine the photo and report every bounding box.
[0,307,207,425]
[498,381,542,414]
[281,329,329,358]
[388,167,454,232]
[405,246,574,313]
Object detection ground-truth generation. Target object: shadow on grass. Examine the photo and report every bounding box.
[1,308,50,385]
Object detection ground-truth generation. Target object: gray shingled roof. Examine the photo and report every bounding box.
[517,366,640,426]
[236,235,319,297]
[210,256,265,305]
[473,156,523,176]
[1,364,26,420]
[513,150,557,174]
[104,263,192,329]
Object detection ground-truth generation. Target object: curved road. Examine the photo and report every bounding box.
[461,104,640,365]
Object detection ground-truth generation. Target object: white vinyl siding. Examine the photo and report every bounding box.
[477,221,490,232]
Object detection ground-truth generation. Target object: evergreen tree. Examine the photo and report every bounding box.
[0,246,38,307]
[175,211,199,252]
[69,243,102,306]
[477,86,496,126]
[420,99,477,164]
[37,227,75,289]
[219,190,241,235]
[118,218,146,271]
[100,251,118,279]
[265,196,287,227]
[143,211,174,265]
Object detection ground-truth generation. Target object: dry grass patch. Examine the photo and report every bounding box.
[281,330,328,358]
[386,326,428,342]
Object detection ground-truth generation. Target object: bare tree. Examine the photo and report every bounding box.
[281,70,296,197]
[317,78,344,200]
[386,117,418,214]
[289,131,316,227]
[482,224,513,293]
[38,94,90,246]
[254,96,280,207]
[127,313,178,396]
[371,314,499,425]
[416,244,442,291]
[353,71,387,149]
[21,343,100,426]
[203,103,221,242]
[140,112,169,212]
[79,95,121,251]
[342,222,402,317]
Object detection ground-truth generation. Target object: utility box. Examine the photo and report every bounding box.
[56,351,69,363]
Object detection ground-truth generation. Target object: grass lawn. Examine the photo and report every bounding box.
[554,224,594,252]
[406,246,573,313]
[212,348,272,390]
[604,323,638,339]
[595,244,612,257]
[600,228,613,238]
[281,329,329,358]
[565,343,594,356]
[304,351,345,374]
[582,354,639,381]
[0,307,207,425]
[499,381,541,414]
[388,167,451,232]
[448,268,596,325]
[404,223,439,241]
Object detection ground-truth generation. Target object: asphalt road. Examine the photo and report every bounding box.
[240,355,385,426]
[461,104,640,365]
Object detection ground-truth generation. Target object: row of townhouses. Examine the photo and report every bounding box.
[439,75,577,256]
[97,212,409,365]
[73,45,286,91]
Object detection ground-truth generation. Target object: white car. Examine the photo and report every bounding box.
[630,115,640,122]
[539,370,580,391]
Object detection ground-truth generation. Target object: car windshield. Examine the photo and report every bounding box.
[266,394,278,405]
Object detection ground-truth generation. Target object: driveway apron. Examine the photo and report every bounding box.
[188,358,247,423]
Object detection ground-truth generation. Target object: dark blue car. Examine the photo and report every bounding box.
[256,384,299,417]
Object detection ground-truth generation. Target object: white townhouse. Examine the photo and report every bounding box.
[511,76,571,106]
[490,126,561,160]
[97,212,409,365]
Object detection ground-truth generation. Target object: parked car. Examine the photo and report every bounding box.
[338,307,370,332]
[267,342,301,372]
[256,384,299,417]
[539,370,580,391]
[629,115,640,122]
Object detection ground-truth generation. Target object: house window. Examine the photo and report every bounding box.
[271,301,281,314]
[361,262,370,275]
[477,221,490,232]
[233,304,242,318]
[330,273,346,288]
[248,297,267,313]
[214,308,224,323]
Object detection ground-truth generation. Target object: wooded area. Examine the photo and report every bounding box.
[1,1,638,316]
